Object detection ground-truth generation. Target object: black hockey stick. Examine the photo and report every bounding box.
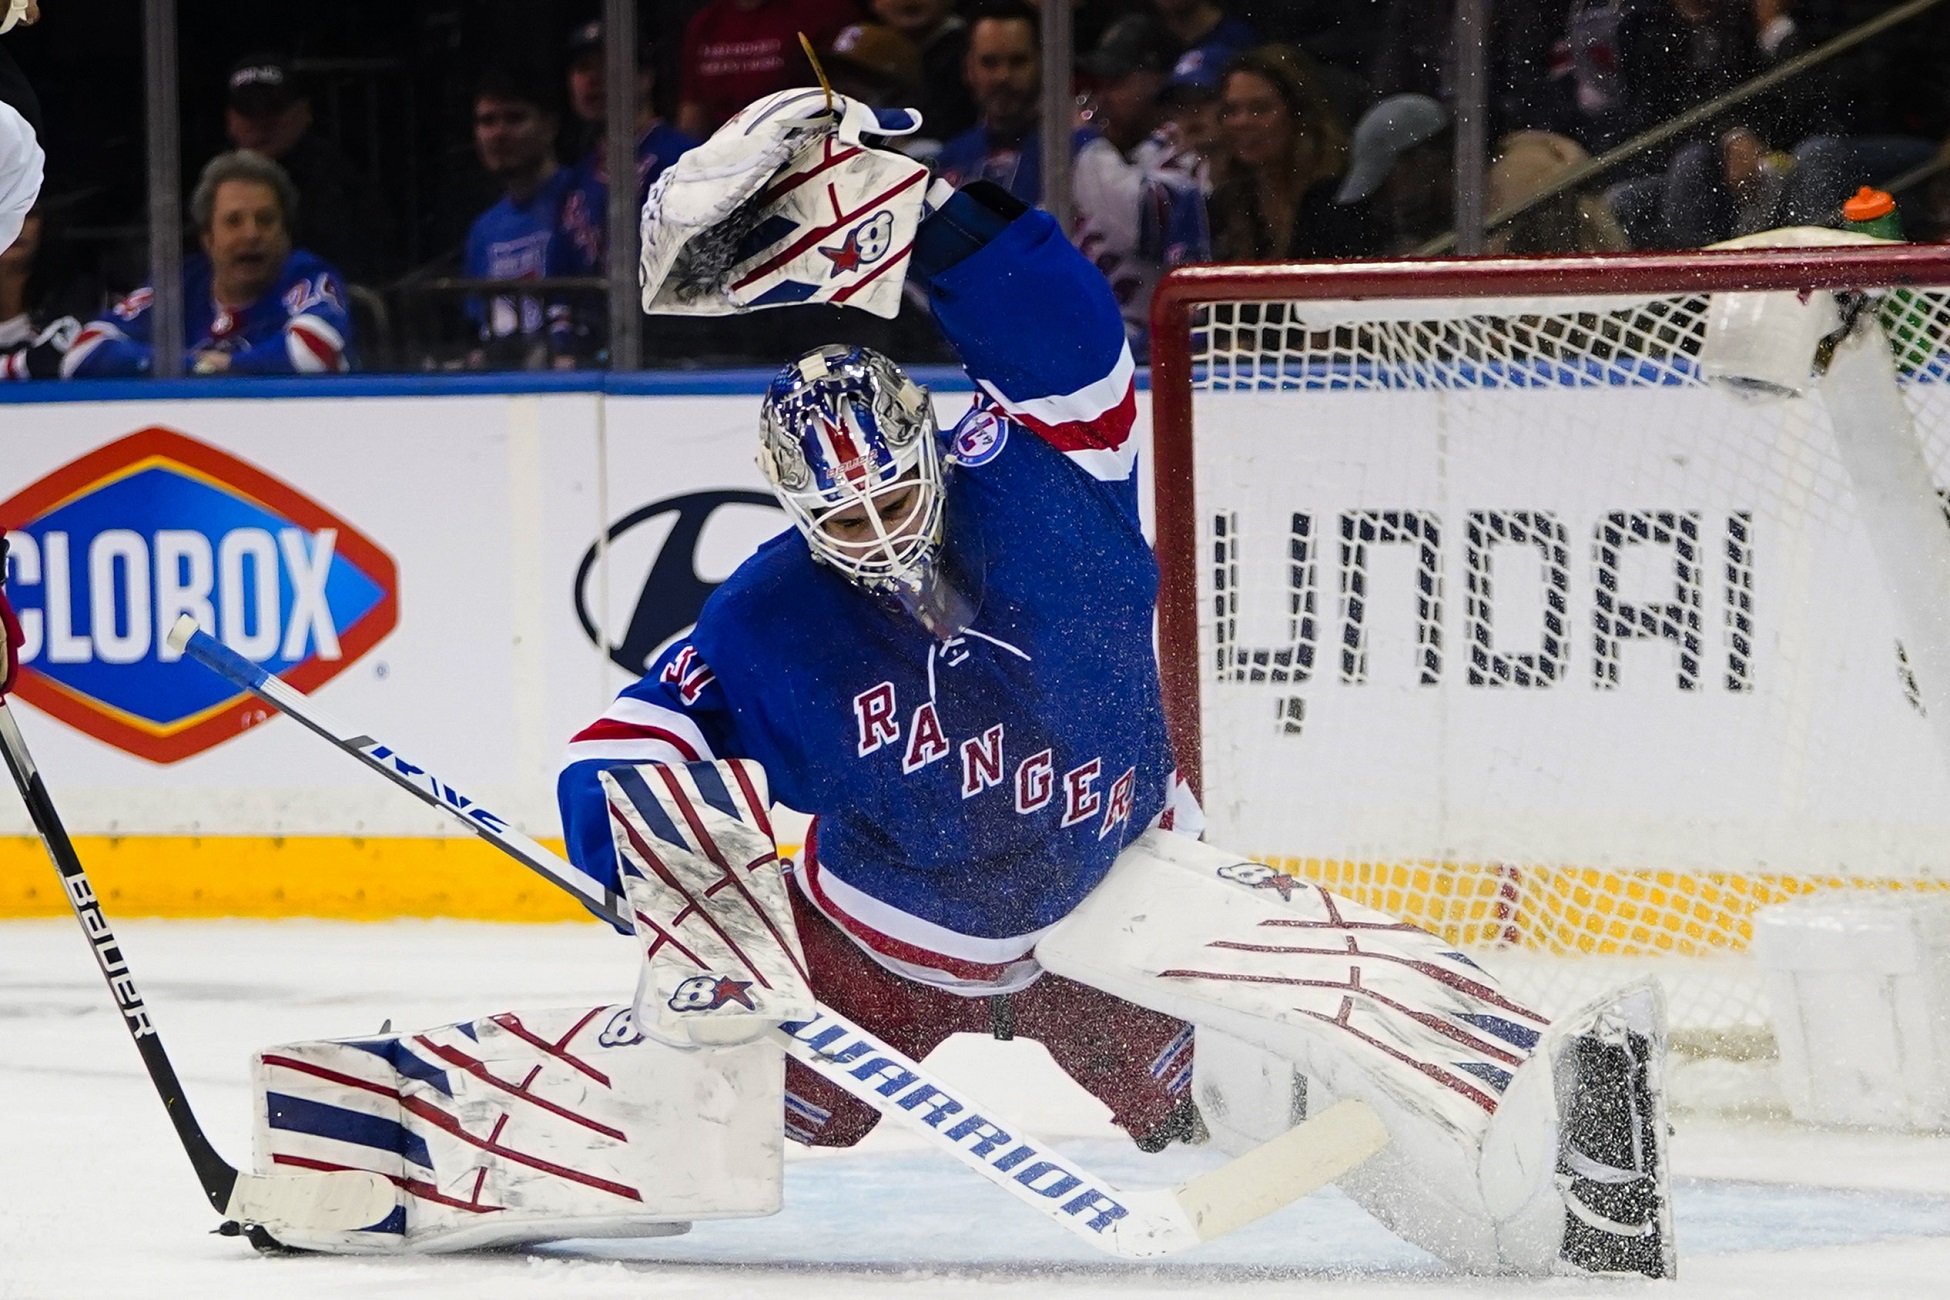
[0,543,391,1239]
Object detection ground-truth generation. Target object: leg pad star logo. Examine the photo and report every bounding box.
[668,973,758,1013]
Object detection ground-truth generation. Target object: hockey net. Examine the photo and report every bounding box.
[1149,246,1950,1052]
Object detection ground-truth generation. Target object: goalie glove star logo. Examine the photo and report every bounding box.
[668,973,758,1013]
[819,210,896,278]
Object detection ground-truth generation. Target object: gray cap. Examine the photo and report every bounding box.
[1334,94,1450,205]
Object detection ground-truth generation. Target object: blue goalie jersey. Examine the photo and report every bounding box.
[559,196,1192,994]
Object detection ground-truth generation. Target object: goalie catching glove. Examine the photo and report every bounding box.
[637,88,930,320]
[602,758,814,1047]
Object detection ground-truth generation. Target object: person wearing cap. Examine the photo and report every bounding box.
[822,22,922,113]
[1152,0,1254,71]
[463,66,571,370]
[873,0,976,146]
[1073,13,1208,360]
[676,0,863,140]
[546,21,700,366]
[1333,92,1451,254]
[223,52,379,281]
[1208,44,1374,262]
[1159,54,1226,174]
[1483,129,1631,255]
[0,1,43,258]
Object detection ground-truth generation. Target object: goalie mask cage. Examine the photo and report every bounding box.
[1150,246,1950,1050]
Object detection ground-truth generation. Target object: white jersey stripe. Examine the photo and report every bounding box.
[977,341,1135,431]
[603,696,716,758]
[564,738,694,765]
[1062,441,1140,483]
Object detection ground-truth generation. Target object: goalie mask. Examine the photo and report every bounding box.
[759,344,947,598]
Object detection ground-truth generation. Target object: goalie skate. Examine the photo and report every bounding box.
[1551,982,1674,1278]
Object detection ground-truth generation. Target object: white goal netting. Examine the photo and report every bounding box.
[1168,264,1950,1047]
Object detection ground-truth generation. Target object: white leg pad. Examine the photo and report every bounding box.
[250,1003,783,1253]
[1038,830,1564,1272]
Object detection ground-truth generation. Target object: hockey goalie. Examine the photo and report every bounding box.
[249,89,1672,1275]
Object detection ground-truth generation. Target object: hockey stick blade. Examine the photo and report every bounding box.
[225,1168,396,1234]
[164,615,627,928]
[1172,1098,1389,1241]
[166,617,1390,1256]
[0,700,397,1236]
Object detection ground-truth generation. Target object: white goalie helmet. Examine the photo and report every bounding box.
[758,344,945,595]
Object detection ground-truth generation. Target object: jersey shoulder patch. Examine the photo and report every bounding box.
[948,406,1010,468]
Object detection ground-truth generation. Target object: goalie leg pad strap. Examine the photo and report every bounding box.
[250,1003,784,1254]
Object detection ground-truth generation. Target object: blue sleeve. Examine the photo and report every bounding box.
[556,637,743,910]
[921,202,1129,409]
[914,185,1140,512]
[63,288,157,378]
[229,269,355,375]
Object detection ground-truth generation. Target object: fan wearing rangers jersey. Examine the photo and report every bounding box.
[64,150,352,378]
[559,178,1207,1152]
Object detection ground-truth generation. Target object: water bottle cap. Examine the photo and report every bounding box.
[1843,186,1896,221]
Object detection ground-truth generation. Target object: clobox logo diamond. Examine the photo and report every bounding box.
[0,427,398,763]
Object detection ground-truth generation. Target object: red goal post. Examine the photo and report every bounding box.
[1148,246,1950,1037]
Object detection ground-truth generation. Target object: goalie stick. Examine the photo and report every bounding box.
[166,613,1389,1257]
[0,581,393,1239]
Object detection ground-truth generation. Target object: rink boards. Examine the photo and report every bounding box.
[0,374,1026,918]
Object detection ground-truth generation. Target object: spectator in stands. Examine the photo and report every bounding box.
[62,151,353,377]
[1334,93,1452,253]
[224,52,382,281]
[1209,44,1376,260]
[0,205,80,381]
[1149,1,1254,183]
[676,0,862,139]
[1559,0,1816,247]
[547,22,700,365]
[822,22,922,115]
[1771,0,1937,231]
[1074,13,1208,359]
[1153,0,1254,83]
[464,67,570,371]
[1483,129,1633,254]
[937,1,1087,204]
[873,0,977,151]
[1158,51,1223,183]
[564,18,610,159]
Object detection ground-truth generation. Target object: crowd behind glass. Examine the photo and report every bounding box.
[4,0,1947,379]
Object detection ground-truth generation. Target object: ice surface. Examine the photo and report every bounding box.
[4,918,1948,1299]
